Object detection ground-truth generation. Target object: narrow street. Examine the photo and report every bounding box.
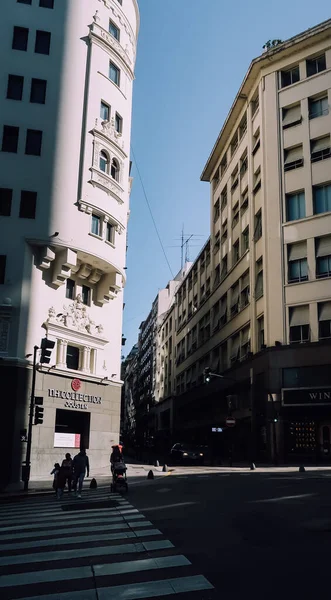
[1,468,331,598]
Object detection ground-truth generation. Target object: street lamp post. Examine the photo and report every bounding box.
[23,345,38,491]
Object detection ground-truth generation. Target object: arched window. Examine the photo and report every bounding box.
[99,150,109,173]
[111,158,120,182]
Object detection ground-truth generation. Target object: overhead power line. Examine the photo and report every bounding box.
[131,146,174,279]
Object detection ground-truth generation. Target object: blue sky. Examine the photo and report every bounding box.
[123,0,331,354]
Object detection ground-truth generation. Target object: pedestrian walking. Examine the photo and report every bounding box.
[61,453,73,493]
[56,465,67,500]
[72,449,90,498]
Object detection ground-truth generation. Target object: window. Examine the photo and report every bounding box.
[240,270,250,308]
[254,210,262,241]
[39,0,54,7]
[255,258,263,299]
[240,326,250,359]
[221,219,227,244]
[313,184,331,214]
[109,61,120,86]
[284,145,303,171]
[220,295,227,325]
[230,283,239,316]
[251,92,259,116]
[35,30,51,54]
[281,66,300,88]
[99,150,109,173]
[230,131,239,156]
[241,189,248,214]
[316,235,331,278]
[232,202,239,228]
[221,187,227,210]
[309,95,328,119]
[240,152,248,176]
[242,226,249,252]
[12,26,29,51]
[257,316,264,350]
[221,255,227,280]
[0,189,12,217]
[30,78,47,104]
[91,214,101,236]
[117,0,122,4]
[282,103,301,129]
[2,126,19,153]
[82,285,91,306]
[319,302,331,340]
[0,256,6,285]
[111,158,120,181]
[239,114,247,139]
[66,345,79,370]
[230,334,240,364]
[100,101,110,121]
[233,240,240,265]
[106,222,114,244]
[253,166,261,193]
[286,191,305,221]
[220,154,227,176]
[213,198,220,223]
[231,166,239,191]
[25,129,42,155]
[66,279,75,300]
[214,264,220,287]
[288,241,308,283]
[213,232,220,254]
[7,75,24,100]
[18,0,32,4]
[306,54,326,77]
[311,136,331,163]
[109,20,120,40]
[252,128,260,155]
[115,113,123,134]
[212,169,220,191]
[19,190,37,218]
[289,306,309,344]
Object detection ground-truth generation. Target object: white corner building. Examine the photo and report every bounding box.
[0,0,139,489]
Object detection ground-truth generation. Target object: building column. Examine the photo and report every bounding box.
[57,339,67,368]
[81,346,91,373]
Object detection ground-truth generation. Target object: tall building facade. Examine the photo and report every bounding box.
[145,20,331,465]
[0,0,139,489]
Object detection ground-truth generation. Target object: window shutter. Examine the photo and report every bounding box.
[311,136,330,153]
[241,271,250,289]
[288,241,307,261]
[319,302,331,321]
[241,327,250,345]
[231,284,239,305]
[284,145,303,163]
[289,305,309,326]
[231,335,240,357]
[283,104,301,126]
[316,235,331,257]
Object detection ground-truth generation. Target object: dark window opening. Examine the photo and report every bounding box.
[12,26,29,51]
[25,129,42,155]
[82,285,90,306]
[55,409,90,450]
[2,126,19,153]
[307,54,326,77]
[0,256,6,285]
[7,75,24,100]
[35,30,51,54]
[30,78,47,104]
[0,188,13,216]
[66,345,79,370]
[18,0,32,4]
[39,0,54,8]
[19,190,37,218]
[66,279,75,299]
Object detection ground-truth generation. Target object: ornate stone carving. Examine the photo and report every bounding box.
[46,297,104,337]
[94,118,124,152]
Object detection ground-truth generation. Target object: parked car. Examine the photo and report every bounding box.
[170,443,205,464]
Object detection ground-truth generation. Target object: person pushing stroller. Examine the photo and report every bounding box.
[110,444,128,492]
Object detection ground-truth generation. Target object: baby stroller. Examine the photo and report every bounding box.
[110,460,128,493]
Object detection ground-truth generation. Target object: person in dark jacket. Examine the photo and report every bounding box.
[72,449,90,498]
[61,453,73,493]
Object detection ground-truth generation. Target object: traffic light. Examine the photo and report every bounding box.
[34,398,44,425]
[203,367,211,384]
[40,338,55,364]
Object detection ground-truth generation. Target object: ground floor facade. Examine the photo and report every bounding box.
[1,361,121,491]
[147,342,331,465]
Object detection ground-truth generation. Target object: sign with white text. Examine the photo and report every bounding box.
[54,432,81,448]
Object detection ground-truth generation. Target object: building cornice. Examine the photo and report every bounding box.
[201,18,331,182]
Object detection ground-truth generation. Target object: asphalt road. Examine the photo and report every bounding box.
[128,467,331,599]
[1,468,331,599]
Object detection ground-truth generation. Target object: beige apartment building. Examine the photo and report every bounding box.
[151,19,331,465]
